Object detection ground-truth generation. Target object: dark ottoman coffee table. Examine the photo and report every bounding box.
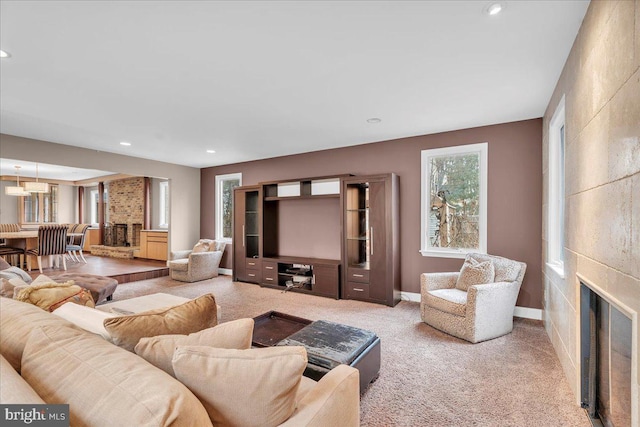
[252,311,380,393]
[53,273,118,305]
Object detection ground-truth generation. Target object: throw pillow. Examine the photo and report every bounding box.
[103,294,218,352]
[173,346,307,427]
[455,258,495,291]
[0,278,16,298]
[0,257,11,270]
[134,318,254,376]
[192,239,212,253]
[14,281,95,312]
[0,266,33,284]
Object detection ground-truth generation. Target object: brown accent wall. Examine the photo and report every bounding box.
[542,0,640,402]
[202,119,543,308]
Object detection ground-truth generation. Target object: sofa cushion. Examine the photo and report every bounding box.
[173,346,307,427]
[425,288,468,317]
[0,297,80,372]
[15,280,95,312]
[455,258,495,291]
[21,325,213,427]
[135,318,254,376]
[103,294,218,352]
[0,354,45,404]
[168,258,189,271]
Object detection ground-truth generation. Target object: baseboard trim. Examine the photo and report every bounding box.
[513,306,542,320]
[400,291,421,302]
[218,268,232,276]
[400,291,542,320]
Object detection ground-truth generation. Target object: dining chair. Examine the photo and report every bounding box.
[26,224,69,273]
[67,224,90,263]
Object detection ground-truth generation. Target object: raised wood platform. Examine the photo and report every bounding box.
[29,254,168,284]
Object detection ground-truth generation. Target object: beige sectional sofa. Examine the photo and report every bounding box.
[0,297,360,427]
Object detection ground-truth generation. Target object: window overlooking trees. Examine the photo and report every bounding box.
[420,142,488,258]
[215,173,242,242]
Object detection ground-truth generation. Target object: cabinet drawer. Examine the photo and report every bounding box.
[345,282,370,299]
[262,261,278,285]
[263,261,277,272]
[262,272,277,285]
[245,269,261,283]
[246,259,261,270]
[347,268,369,283]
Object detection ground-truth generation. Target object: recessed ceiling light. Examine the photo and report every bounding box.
[206,150,216,154]
[366,118,382,124]
[119,141,131,146]
[485,2,504,16]
[0,50,10,58]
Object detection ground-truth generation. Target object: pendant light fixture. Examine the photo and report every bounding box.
[24,163,50,193]
[4,166,31,196]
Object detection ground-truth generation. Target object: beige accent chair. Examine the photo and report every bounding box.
[420,253,526,343]
[168,239,226,282]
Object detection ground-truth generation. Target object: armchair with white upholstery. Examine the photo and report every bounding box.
[420,253,526,343]
[167,239,226,282]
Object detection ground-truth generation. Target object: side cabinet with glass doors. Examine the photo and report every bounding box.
[233,186,261,283]
[342,174,400,306]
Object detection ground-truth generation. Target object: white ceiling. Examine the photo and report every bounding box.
[0,1,589,169]
[0,158,115,181]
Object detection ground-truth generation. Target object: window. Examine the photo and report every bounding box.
[420,142,488,258]
[547,96,566,276]
[89,188,108,226]
[215,173,242,242]
[20,185,59,225]
[159,181,169,228]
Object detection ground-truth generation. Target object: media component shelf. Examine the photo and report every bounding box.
[233,173,399,305]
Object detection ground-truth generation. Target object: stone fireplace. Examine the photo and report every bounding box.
[579,276,634,427]
[106,177,145,247]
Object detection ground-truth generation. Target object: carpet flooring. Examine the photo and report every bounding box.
[108,274,591,427]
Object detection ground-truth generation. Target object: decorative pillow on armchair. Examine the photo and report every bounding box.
[455,258,495,291]
[192,239,214,253]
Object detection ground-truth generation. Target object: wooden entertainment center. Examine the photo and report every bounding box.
[233,173,400,306]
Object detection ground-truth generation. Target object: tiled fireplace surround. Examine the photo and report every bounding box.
[542,1,639,425]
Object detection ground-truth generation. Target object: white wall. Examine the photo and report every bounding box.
[0,134,200,251]
[0,181,20,223]
[57,183,76,224]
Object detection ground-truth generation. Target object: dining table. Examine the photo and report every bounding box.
[0,230,58,270]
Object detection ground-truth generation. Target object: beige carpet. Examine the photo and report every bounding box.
[109,275,590,427]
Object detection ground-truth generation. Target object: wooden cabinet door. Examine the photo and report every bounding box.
[368,180,388,302]
[233,189,247,281]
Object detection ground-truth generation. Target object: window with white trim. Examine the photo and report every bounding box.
[420,142,488,258]
[159,181,169,228]
[215,173,242,242]
[547,96,566,276]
